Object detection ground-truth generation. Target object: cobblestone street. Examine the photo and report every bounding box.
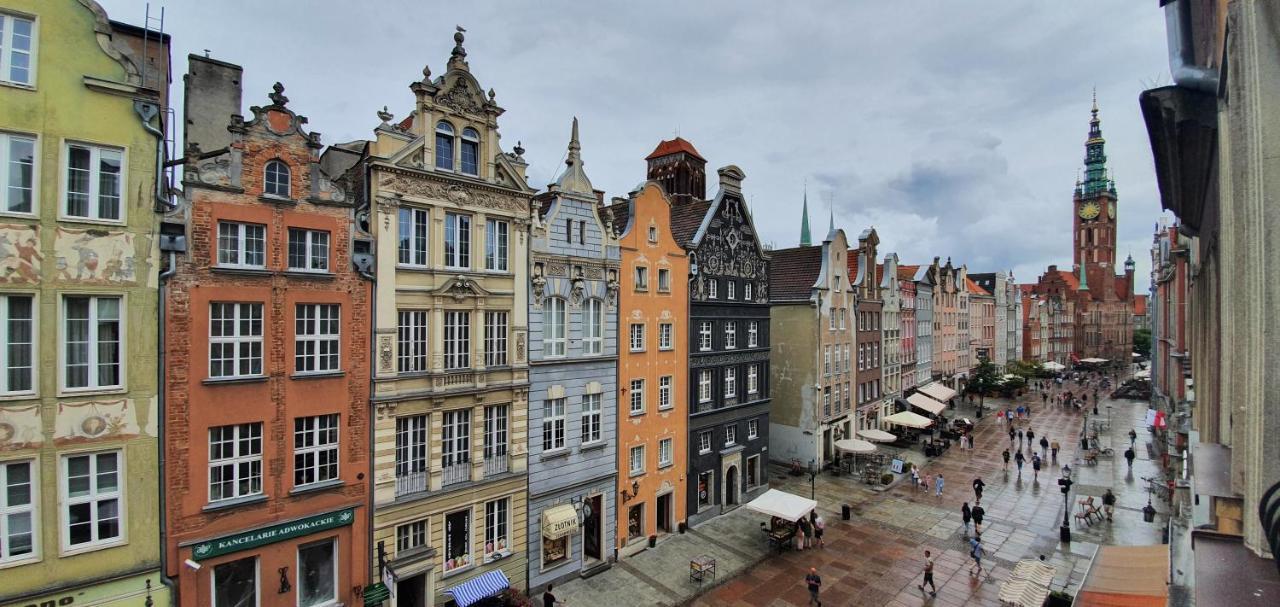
[552,384,1169,606]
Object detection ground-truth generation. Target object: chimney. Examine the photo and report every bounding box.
[184,54,243,155]
[716,165,745,194]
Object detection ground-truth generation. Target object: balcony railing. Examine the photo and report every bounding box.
[484,455,509,478]
[442,462,471,487]
[395,470,429,497]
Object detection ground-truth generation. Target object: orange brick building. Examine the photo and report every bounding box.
[162,57,371,606]
[608,182,689,557]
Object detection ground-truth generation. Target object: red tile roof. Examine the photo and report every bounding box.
[1056,270,1079,290]
[1134,294,1148,315]
[769,246,823,301]
[646,137,705,161]
[847,251,860,283]
[965,277,990,295]
[670,200,711,246]
[1019,284,1035,295]
[898,264,920,280]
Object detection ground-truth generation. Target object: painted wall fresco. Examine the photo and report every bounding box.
[54,398,145,445]
[0,403,42,450]
[54,227,137,284]
[0,223,41,283]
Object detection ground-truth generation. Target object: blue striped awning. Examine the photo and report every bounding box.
[444,568,510,607]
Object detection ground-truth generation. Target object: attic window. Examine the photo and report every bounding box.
[648,226,657,242]
[435,121,455,171]
[461,128,480,176]
[264,160,290,197]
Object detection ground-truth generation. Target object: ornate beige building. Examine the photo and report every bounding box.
[353,30,536,603]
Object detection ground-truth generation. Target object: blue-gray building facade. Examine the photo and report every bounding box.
[526,121,620,590]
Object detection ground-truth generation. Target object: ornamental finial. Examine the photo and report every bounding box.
[269,82,288,106]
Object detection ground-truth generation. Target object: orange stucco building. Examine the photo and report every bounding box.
[608,182,690,557]
[162,57,371,606]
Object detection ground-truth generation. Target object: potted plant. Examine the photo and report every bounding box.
[1046,590,1073,607]
[881,472,894,485]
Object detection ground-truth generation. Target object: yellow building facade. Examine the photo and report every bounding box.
[0,1,170,605]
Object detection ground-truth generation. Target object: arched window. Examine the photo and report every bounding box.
[264,160,290,197]
[544,298,566,357]
[435,121,455,171]
[583,299,603,355]
[461,128,480,176]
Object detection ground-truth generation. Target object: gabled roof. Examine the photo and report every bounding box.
[646,137,705,161]
[965,277,990,295]
[898,264,919,280]
[846,251,860,285]
[1134,294,1148,315]
[670,200,711,246]
[1055,270,1080,290]
[769,246,823,302]
[604,200,631,237]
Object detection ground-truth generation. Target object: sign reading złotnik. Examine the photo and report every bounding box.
[190,507,356,560]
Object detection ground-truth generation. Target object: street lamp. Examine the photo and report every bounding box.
[808,459,817,500]
[1058,469,1073,542]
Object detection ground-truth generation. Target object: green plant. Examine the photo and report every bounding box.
[881,473,894,485]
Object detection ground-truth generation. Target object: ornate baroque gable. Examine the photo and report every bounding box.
[376,171,530,217]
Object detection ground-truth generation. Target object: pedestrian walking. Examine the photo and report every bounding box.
[1051,439,1060,461]
[1102,489,1117,522]
[1026,429,1036,452]
[1017,405,1025,419]
[969,534,985,576]
[935,473,945,497]
[1124,446,1136,469]
[972,477,985,501]
[543,584,561,607]
[1015,450,1026,478]
[1032,453,1042,481]
[1002,449,1011,470]
[910,465,920,490]
[1017,429,1025,448]
[961,502,972,534]
[1129,428,1138,448]
[997,409,1005,425]
[1039,436,1049,458]
[1042,392,1048,405]
[797,515,810,550]
[1008,427,1016,446]
[805,568,823,606]
[972,502,986,533]
[1026,403,1032,419]
[811,511,826,548]
[921,473,932,494]
[918,549,938,597]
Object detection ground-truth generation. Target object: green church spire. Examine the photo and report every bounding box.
[1079,261,1089,290]
[800,181,812,246]
[1081,89,1110,198]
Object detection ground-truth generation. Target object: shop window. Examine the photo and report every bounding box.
[297,538,336,607]
[212,556,257,607]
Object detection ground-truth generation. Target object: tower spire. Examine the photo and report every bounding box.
[799,180,812,246]
[1081,91,1109,197]
[1078,260,1089,291]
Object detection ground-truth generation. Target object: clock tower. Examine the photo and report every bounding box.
[1072,93,1118,276]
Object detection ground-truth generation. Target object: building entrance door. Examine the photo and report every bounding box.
[583,494,603,564]
[656,493,672,534]
[725,466,739,506]
[396,573,426,607]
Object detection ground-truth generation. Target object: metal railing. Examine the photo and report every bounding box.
[395,470,429,496]
[484,455,509,478]
[441,462,471,486]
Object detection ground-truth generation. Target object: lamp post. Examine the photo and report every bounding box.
[808,459,817,500]
[1058,469,1073,542]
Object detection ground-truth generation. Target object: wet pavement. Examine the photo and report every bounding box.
[551,381,1169,606]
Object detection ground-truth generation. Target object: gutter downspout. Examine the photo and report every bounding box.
[135,100,177,212]
[157,250,178,605]
[360,158,379,599]
[1164,0,1219,93]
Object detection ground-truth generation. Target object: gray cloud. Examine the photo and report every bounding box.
[99,0,1170,291]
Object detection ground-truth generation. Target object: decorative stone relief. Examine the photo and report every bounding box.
[377,173,528,214]
[606,269,620,309]
[515,331,526,363]
[569,268,586,308]
[378,334,394,374]
[531,263,546,308]
[436,80,483,115]
[545,263,568,278]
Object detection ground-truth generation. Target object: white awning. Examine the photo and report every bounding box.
[883,410,933,429]
[1042,361,1066,371]
[834,438,877,454]
[745,489,817,523]
[906,393,945,415]
[919,382,956,402]
[857,428,897,443]
[1080,357,1109,364]
[541,504,579,540]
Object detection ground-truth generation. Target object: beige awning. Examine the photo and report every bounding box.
[1042,361,1066,371]
[834,438,877,454]
[857,428,897,443]
[541,504,579,540]
[919,383,956,402]
[883,411,932,429]
[1076,545,1169,607]
[906,393,945,415]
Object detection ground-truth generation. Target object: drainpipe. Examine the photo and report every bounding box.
[1164,0,1218,93]
[135,100,176,212]
[360,158,379,599]
[157,250,178,605]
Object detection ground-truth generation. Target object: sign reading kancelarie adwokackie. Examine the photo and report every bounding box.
[190,507,356,560]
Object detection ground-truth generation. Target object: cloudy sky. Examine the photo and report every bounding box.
[101,0,1172,291]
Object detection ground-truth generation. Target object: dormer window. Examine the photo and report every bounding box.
[264,160,290,198]
[461,128,480,175]
[435,121,455,171]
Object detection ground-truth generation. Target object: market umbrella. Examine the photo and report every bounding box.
[834,438,877,454]
[857,428,897,443]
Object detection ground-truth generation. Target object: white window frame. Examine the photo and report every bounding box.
[544,298,566,358]
[698,321,712,352]
[698,431,712,454]
[460,128,481,176]
[727,280,736,300]
[395,415,428,479]
[747,364,758,395]
[484,311,508,367]
[396,520,427,554]
[629,445,645,476]
[216,221,266,269]
[542,398,566,452]
[62,142,124,222]
[698,369,712,403]
[443,507,472,573]
[833,346,841,375]
[60,450,123,552]
[583,300,603,355]
[208,423,263,503]
[263,159,291,198]
[0,293,35,396]
[657,268,671,292]
[844,345,851,372]
[441,409,471,471]
[658,438,673,468]
[581,393,601,444]
[0,14,36,87]
[296,538,337,607]
[294,303,340,374]
[1,131,37,214]
[629,379,645,415]
[60,295,123,392]
[658,322,673,351]
[725,425,737,447]
[293,414,339,489]
[485,219,508,271]
[724,321,736,350]
[658,375,672,410]
[287,227,330,273]
[634,266,648,290]
[744,282,752,301]
[397,310,428,373]
[824,346,831,376]
[724,367,736,398]
[747,321,758,348]
[748,419,759,440]
[444,212,471,270]
[484,498,510,561]
[629,323,645,352]
[443,310,471,370]
[209,302,264,379]
[707,279,717,299]
[0,459,37,564]
[398,207,430,267]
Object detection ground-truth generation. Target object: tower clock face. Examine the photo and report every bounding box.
[1107,202,1115,219]
[1078,201,1100,220]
